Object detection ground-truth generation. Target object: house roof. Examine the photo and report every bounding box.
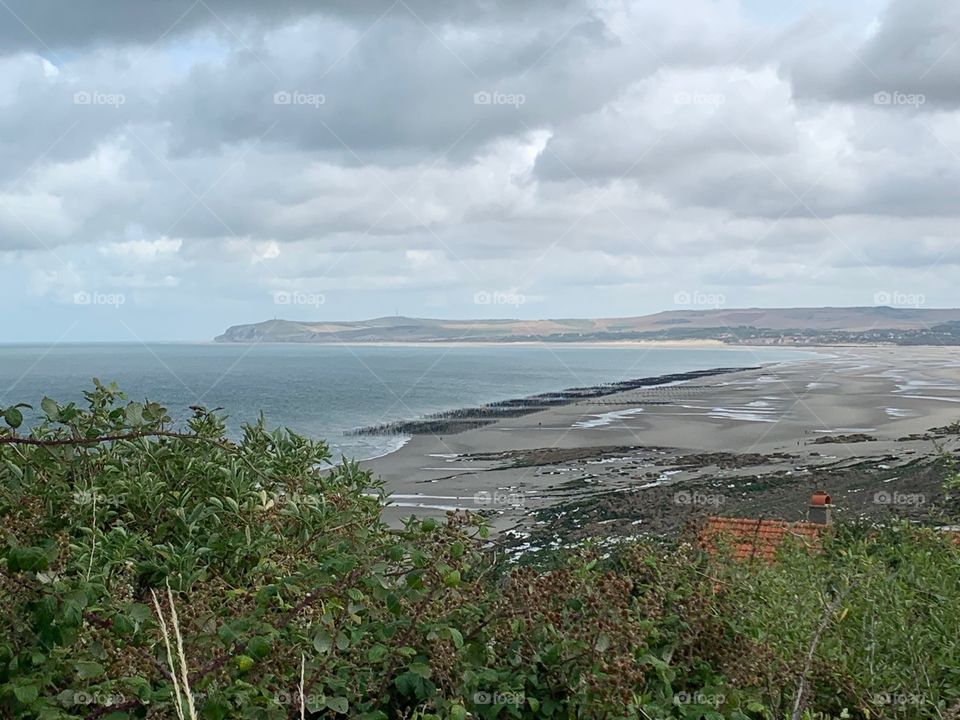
[699,516,825,562]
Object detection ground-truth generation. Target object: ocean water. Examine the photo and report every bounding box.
[0,343,816,460]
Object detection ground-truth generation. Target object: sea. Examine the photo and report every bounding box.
[0,343,817,461]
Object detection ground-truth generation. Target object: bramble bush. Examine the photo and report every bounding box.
[1,382,959,719]
[706,523,960,719]
[0,382,738,720]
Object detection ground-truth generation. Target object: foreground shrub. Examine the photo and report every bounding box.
[2,383,958,719]
[0,382,497,719]
[0,384,748,719]
[706,524,960,719]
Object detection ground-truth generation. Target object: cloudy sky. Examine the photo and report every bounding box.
[1,0,958,341]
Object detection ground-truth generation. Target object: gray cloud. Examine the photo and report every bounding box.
[785,0,960,107]
[0,0,588,56]
[1,0,959,341]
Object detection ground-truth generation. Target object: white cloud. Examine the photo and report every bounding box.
[0,0,956,340]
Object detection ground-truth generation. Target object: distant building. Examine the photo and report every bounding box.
[698,492,831,562]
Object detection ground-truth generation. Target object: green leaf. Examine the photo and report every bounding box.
[387,545,405,561]
[4,407,23,429]
[367,644,388,662]
[7,547,49,573]
[40,397,59,421]
[13,684,39,704]
[129,604,153,624]
[247,636,271,659]
[325,696,349,714]
[313,630,332,653]
[75,660,105,679]
[125,402,144,426]
[202,699,230,720]
[408,661,432,679]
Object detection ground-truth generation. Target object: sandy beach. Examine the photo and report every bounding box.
[362,346,960,547]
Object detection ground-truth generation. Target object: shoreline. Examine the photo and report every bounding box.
[348,365,762,439]
[351,351,828,463]
[210,339,922,349]
[362,346,960,541]
[349,351,828,462]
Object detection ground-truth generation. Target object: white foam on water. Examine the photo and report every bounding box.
[900,394,960,404]
[895,380,960,393]
[709,406,779,423]
[640,379,691,389]
[361,435,411,460]
[573,407,645,428]
[813,428,876,433]
[390,493,473,500]
[388,502,462,512]
[885,408,916,418]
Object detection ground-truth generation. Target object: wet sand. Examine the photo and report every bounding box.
[362,346,960,543]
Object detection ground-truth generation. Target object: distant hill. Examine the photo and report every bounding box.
[215,307,960,345]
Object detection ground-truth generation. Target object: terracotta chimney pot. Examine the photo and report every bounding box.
[808,491,832,524]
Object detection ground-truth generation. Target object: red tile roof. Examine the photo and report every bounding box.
[699,516,825,563]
